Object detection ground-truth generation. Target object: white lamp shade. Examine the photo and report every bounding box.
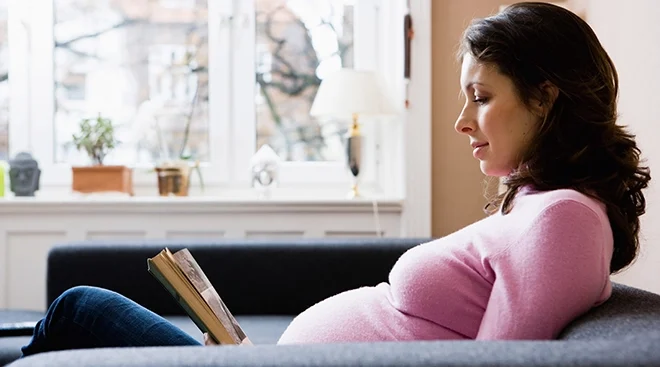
[310,68,398,118]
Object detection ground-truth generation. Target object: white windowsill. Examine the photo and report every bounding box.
[0,186,403,214]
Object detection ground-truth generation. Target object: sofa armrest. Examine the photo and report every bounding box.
[10,337,660,367]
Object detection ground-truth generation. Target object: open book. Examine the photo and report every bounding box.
[147,248,251,345]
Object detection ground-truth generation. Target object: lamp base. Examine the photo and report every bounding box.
[347,184,360,199]
[346,115,362,200]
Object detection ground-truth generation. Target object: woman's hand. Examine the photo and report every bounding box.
[203,333,219,346]
[203,333,253,346]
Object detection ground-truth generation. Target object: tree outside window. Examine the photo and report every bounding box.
[53,0,209,165]
[255,0,354,162]
[53,0,354,167]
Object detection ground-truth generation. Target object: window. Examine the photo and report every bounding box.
[52,0,209,166]
[10,0,399,194]
[255,0,353,163]
[0,1,7,161]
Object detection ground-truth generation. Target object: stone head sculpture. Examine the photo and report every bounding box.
[9,152,41,197]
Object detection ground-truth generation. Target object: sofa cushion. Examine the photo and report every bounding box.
[0,336,31,366]
[0,310,43,366]
[559,282,660,340]
[166,315,293,345]
[0,316,292,367]
[9,333,660,367]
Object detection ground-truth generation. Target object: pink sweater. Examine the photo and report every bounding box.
[277,187,613,344]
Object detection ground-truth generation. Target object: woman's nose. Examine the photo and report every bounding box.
[454,114,475,134]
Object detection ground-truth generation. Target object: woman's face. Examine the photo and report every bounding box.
[455,54,540,177]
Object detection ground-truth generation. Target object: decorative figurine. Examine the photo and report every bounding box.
[250,144,281,198]
[9,152,41,197]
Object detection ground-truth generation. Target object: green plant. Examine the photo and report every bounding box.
[72,114,120,165]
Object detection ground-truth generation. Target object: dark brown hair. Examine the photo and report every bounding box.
[459,2,651,274]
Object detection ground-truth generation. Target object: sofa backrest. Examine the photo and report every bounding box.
[559,282,660,340]
[47,238,660,341]
[47,238,428,316]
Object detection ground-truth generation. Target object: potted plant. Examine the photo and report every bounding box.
[152,103,204,197]
[153,134,204,197]
[71,114,133,195]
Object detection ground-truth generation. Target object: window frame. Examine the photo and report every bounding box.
[8,0,403,197]
[0,2,9,161]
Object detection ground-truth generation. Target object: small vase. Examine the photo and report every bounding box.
[155,162,191,196]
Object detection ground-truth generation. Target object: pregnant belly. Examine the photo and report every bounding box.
[277,283,465,344]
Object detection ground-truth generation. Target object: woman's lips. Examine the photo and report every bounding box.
[472,143,489,159]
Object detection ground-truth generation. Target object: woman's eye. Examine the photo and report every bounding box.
[473,97,489,105]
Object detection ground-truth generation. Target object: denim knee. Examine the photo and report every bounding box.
[57,285,98,303]
[52,285,112,311]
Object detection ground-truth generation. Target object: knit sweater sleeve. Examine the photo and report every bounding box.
[476,199,612,340]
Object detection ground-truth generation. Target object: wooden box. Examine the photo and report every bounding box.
[72,165,133,195]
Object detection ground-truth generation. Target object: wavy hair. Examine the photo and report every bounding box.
[459,2,651,273]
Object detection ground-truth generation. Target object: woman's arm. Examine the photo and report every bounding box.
[476,199,612,340]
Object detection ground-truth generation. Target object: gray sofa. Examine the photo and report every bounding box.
[7,238,660,366]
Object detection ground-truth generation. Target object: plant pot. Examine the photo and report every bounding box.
[72,165,133,195]
[155,165,190,197]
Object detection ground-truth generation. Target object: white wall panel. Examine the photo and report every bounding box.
[7,232,66,310]
[0,198,403,310]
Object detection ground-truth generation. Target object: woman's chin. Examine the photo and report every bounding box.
[480,162,511,177]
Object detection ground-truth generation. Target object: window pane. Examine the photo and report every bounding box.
[53,0,209,165]
[255,0,354,162]
[0,1,8,161]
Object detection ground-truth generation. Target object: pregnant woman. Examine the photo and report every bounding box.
[21,1,651,356]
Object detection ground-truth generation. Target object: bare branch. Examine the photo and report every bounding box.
[258,72,319,96]
[289,16,321,71]
[177,28,207,159]
[56,45,101,60]
[261,6,297,75]
[258,7,321,97]
[257,77,293,160]
[255,3,354,160]
[55,19,140,48]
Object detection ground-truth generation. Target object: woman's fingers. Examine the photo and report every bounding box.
[203,332,219,346]
[204,333,252,346]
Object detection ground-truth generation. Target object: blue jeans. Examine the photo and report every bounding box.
[21,286,201,357]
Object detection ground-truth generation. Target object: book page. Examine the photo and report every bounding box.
[148,248,239,345]
[171,249,248,344]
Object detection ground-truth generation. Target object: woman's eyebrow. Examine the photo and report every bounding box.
[459,81,489,98]
[464,81,488,89]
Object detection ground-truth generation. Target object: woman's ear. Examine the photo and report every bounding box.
[531,81,559,117]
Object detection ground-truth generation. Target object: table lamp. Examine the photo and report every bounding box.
[310,68,397,198]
